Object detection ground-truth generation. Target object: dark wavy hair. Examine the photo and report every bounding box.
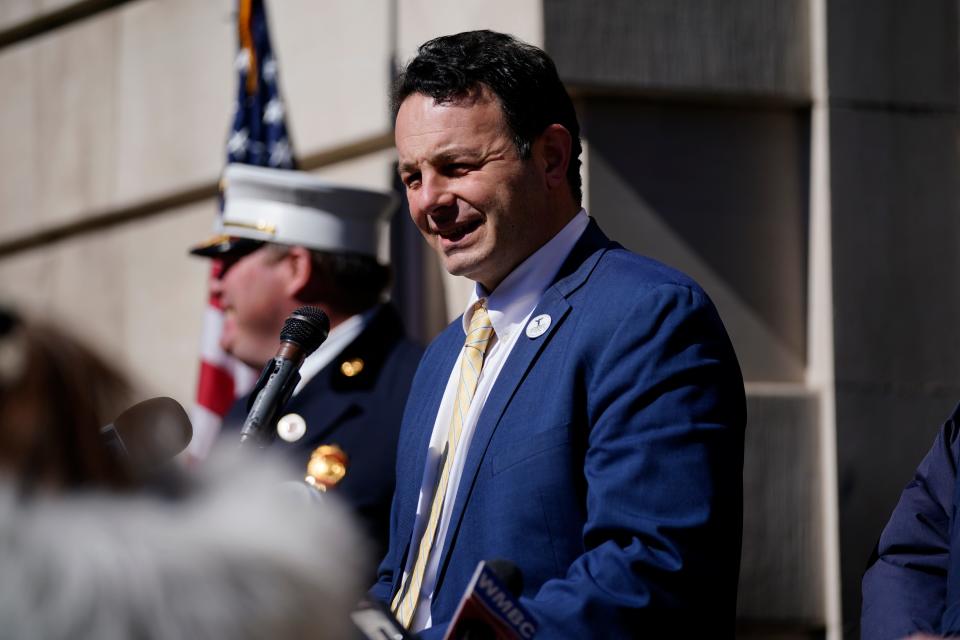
[395,30,583,203]
[0,308,135,494]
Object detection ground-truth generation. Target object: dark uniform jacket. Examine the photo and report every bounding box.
[862,402,960,638]
[224,303,423,557]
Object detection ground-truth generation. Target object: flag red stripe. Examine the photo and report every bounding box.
[207,261,225,310]
[196,361,236,417]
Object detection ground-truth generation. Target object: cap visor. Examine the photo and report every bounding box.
[188,236,265,258]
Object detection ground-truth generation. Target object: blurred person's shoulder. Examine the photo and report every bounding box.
[0,448,370,640]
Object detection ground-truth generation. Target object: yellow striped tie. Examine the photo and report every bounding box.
[391,300,495,628]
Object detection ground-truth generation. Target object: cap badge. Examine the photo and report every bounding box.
[223,219,277,236]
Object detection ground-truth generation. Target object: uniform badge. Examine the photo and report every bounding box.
[340,357,365,377]
[305,444,349,491]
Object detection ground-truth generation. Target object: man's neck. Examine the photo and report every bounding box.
[480,201,581,293]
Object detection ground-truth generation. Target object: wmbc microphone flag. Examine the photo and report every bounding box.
[444,562,538,640]
[187,0,297,460]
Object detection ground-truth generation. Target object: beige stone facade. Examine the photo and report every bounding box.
[3,2,959,638]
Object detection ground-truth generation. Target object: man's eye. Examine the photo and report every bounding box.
[403,173,421,188]
[447,163,472,175]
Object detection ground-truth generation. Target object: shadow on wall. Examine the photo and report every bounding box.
[582,98,810,384]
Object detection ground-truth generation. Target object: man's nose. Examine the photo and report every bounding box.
[415,171,456,215]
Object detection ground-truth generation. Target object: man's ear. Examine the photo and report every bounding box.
[282,246,314,298]
[537,124,572,190]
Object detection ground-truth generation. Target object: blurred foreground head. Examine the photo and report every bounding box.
[0,307,370,639]
[0,449,370,640]
[0,307,135,493]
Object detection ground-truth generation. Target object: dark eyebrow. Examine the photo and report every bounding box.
[398,148,481,175]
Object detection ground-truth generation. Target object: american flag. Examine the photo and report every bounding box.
[186,0,296,460]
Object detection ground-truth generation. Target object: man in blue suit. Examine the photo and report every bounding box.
[862,404,960,638]
[370,30,746,637]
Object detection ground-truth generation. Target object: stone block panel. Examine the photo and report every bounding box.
[0,0,93,34]
[0,8,122,239]
[35,10,120,228]
[739,388,824,626]
[545,0,810,100]
[0,201,213,407]
[397,0,544,61]
[112,0,234,204]
[0,0,398,243]
[0,0,39,34]
[829,108,960,388]
[0,41,39,240]
[263,0,394,159]
[582,98,809,382]
[827,0,959,109]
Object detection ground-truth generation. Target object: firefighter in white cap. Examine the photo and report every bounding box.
[190,163,423,557]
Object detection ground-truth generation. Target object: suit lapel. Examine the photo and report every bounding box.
[433,220,612,591]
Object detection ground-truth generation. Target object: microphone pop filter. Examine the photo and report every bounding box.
[280,306,330,357]
[107,397,192,470]
[487,559,524,597]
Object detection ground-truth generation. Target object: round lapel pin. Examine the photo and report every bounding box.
[276,412,307,442]
[526,314,551,339]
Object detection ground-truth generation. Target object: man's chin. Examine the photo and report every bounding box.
[220,341,255,369]
[443,264,484,286]
[441,249,484,280]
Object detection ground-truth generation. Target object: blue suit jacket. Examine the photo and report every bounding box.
[862,403,960,638]
[224,304,423,557]
[371,221,746,637]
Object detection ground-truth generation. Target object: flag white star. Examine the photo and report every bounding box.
[270,139,293,167]
[262,55,278,83]
[227,128,249,156]
[234,49,251,73]
[263,98,285,125]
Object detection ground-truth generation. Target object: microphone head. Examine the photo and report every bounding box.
[486,560,523,597]
[109,397,193,471]
[280,306,330,357]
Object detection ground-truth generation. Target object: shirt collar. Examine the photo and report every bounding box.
[461,209,590,340]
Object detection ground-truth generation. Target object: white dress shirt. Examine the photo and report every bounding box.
[404,209,590,632]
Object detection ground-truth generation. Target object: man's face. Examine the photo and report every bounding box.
[209,246,291,368]
[395,88,550,291]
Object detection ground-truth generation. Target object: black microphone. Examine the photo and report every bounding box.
[239,306,329,447]
[444,560,537,640]
[101,396,193,473]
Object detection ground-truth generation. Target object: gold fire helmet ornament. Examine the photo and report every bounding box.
[304,444,349,491]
